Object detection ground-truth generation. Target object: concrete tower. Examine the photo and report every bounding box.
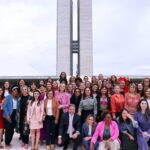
[56,0,72,75]
[57,0,93,76]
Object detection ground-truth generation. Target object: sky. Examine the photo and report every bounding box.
[0,0,150,76]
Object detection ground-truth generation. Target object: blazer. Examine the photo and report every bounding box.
[110,94,125,116]
[96,96,110,112]
[3,95,19,119]
[82,123,96,138]
[117,118,136,137]
[59,112,81,137]
[44,98,60,120]
[55,92,70,113]
[27,101,44,123]
[91,121,119,144]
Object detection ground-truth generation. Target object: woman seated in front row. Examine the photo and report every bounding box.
[134,99,150,150]
[117,109,138,150]
[90,111,120,150]
[82,114,98,150]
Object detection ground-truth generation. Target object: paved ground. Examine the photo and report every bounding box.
[0,133,81,150]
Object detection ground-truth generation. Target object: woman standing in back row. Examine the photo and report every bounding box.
[125,83,140,115]
[78,87,97,124]
[0,87,5,148]
[110,85,125,119]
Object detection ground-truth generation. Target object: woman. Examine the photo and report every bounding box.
[52,81,58,92]
[18,79,26,92]
[117,109,138,150]
[46,81,52,92]
[83,76,89,83]
[110,75,118,87]
[92,84,98,99]
[96,86,110,122]
[39,85,47,143]
[79,82,85,96]
[39,80,45,86]
[90,111,120,150]
[125,83,140,115]
[70,88,82,113]
[3,85,20,148]
[85,81,91,89]
[142,78,150,92]
[59,72,68,85]
[44,90,59,150]
[3,81,11,97]
[27,90,44,150]
[91,76,97,85]
[137,83,144,98]
[111,85,125,119]
[105,81,113,97]
[97,80,103,90]
[82,115,97,150]
[78,87,97,123]
[134,99,150,150]
[66,83,74,98]
[55,83,70,113]
[54,83,70,138]
[144,88,150,108]
[0,87,5,148]
[69,76,76,84]
[17,85,32,149]
[29,82,37,97]
[47,77,53,84]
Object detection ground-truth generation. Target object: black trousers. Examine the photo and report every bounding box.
[4,110,16,145]
[45,115,55,145]
[20,133,29,144]
[59,134,81,150]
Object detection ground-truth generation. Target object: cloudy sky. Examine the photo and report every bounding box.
[0,0,150,76]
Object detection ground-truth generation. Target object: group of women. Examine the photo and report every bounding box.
[0,73,150,150]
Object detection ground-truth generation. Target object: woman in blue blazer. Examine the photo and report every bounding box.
[3,85,20,149]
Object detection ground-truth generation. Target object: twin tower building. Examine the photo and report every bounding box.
[56,0,93,76]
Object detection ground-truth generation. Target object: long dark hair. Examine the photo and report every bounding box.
[118,109,131,124]
[97,86,109,98]
[102,110,112,120]
[31,90,41,106]
[144,88,150,99]
[0,87,4,99]
[137,99,150,120]
[3,80,11,94]
[83,87,93,99]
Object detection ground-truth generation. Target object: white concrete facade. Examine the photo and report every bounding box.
[56,0,93,76]
[78,0,93,76]
[56,0,72,76]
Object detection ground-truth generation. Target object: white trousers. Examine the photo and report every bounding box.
[98,139,120,150]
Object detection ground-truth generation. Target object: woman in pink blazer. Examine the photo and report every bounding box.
[55,83,70,113]
[27,90,44,150]
[90,111,120,150]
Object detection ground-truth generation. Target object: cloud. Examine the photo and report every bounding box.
[0,0,150,76]
[0,0,56,76]
[93,0,150,75]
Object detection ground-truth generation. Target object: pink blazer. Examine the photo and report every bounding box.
[54,91,70,113]
[91,121,119,144]
[27,101,44,122]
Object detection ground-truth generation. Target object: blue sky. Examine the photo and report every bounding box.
[0,0,150,76]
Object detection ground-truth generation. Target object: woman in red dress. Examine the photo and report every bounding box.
[0,87,5,148]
